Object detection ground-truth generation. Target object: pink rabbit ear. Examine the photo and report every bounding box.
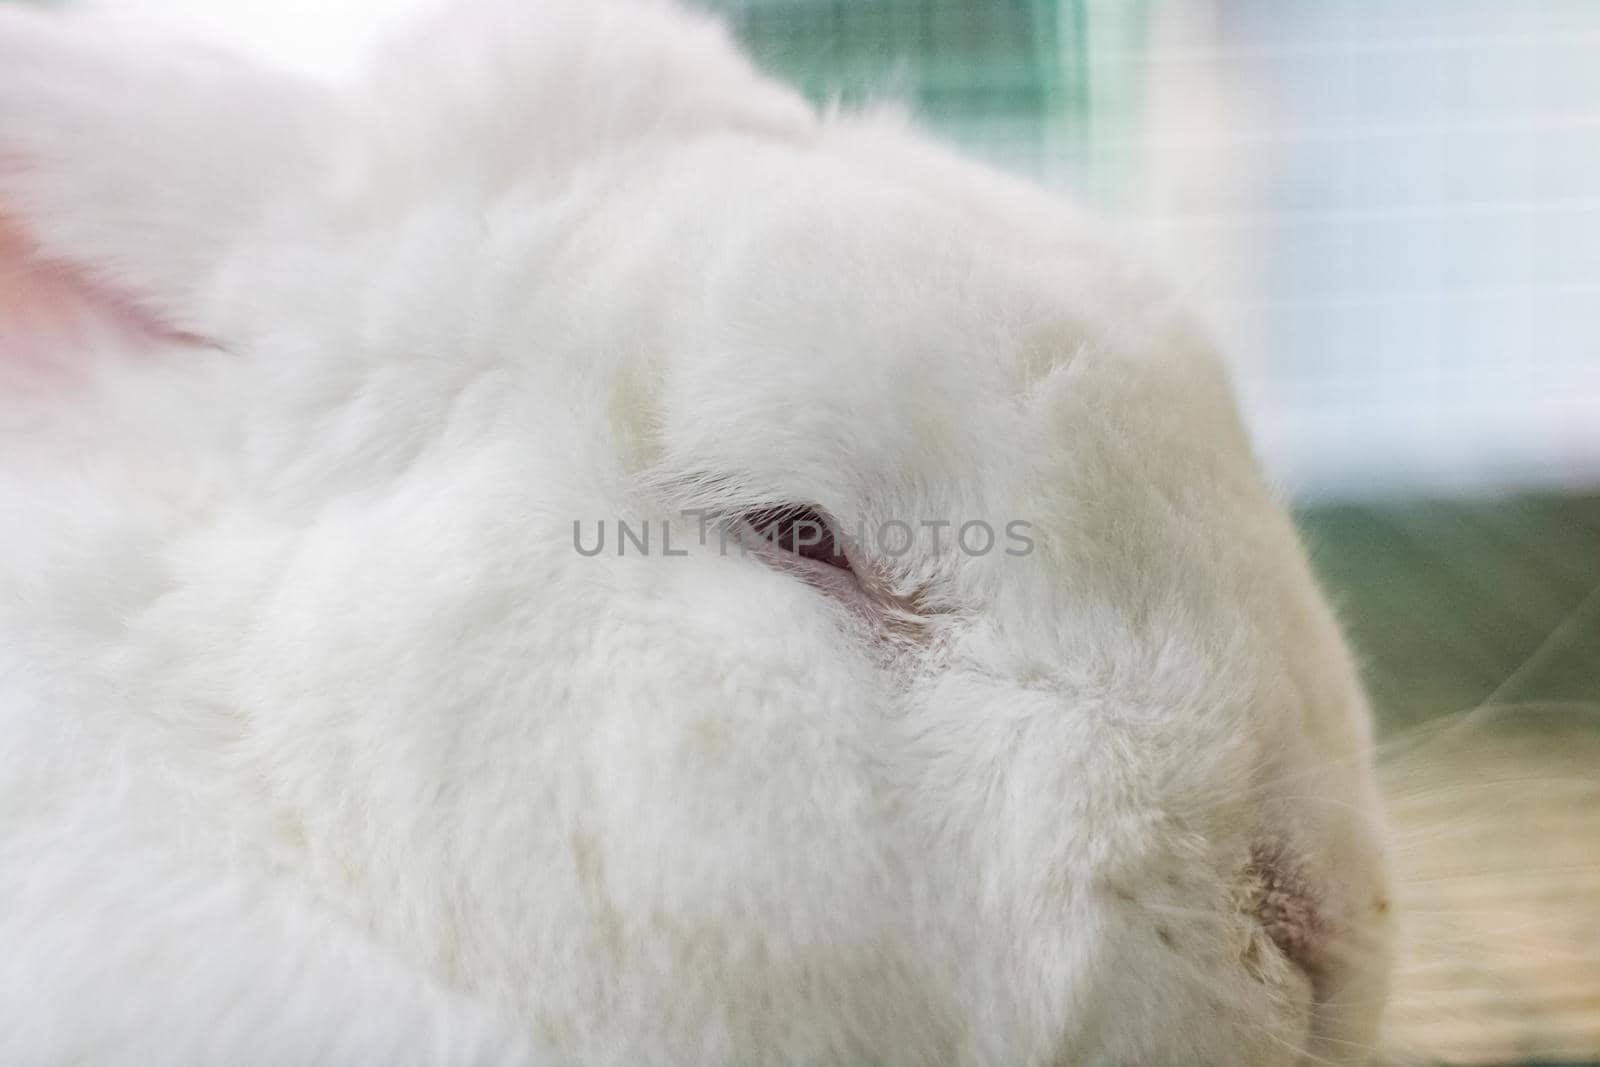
[0,211,198,391]
[0,6,332,354]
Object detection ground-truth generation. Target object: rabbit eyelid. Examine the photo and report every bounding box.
[741,505,852,573]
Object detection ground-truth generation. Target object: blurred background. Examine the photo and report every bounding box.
[14,0,1600,1061]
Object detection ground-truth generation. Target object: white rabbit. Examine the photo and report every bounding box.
[0,1,1394,1063]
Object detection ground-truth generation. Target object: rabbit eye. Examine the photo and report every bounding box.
[745,505,852,572]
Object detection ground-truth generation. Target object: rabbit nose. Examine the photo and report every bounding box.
[1241,839,1328,981]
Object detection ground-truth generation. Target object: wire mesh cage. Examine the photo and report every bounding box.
[701,0,1161,197]
[713,0,1077,113]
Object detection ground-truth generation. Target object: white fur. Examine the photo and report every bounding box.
[0,2,1393,1063]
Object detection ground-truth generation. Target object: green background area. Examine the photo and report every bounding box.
[1299,495,1600,734]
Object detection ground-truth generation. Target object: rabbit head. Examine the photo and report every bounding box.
[0,2,1392,1064]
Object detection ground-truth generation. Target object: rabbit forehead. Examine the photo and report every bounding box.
[623,138,1242,510]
